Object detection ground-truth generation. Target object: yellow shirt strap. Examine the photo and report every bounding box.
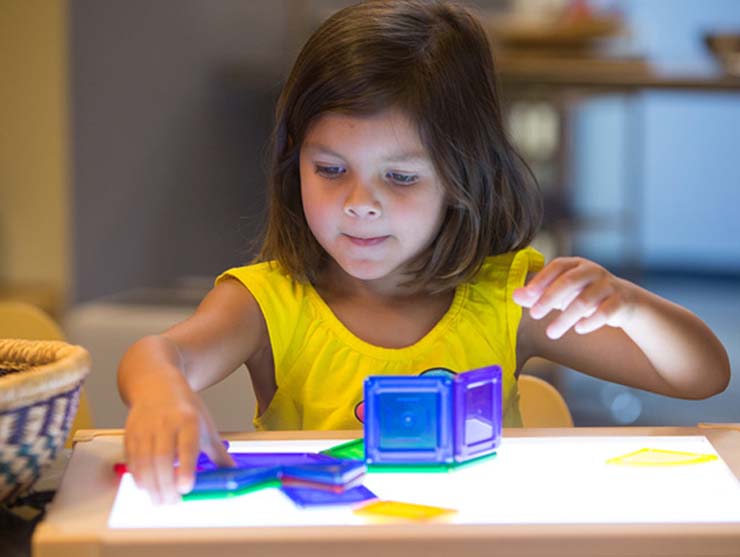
[505,247,545,353]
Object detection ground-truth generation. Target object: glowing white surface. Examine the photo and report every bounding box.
[108,436,740,529]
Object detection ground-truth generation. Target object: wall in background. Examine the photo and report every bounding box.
[572,0,740,273]
[69,0,304,303]
[0,0,70,303]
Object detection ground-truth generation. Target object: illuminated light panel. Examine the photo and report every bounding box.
[108,436,740,529]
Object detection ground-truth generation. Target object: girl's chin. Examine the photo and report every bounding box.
[335,259,398,282]
[343,266,391,281]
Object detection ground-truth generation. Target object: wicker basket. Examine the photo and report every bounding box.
[0,339,91,505]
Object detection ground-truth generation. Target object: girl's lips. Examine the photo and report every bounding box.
[344,234,389,247]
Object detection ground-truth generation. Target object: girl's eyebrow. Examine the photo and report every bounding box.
[303,142,429,163]
[302,142,345,159]
[384,150,430,163]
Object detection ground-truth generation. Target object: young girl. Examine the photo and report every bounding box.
[118,0,730,504]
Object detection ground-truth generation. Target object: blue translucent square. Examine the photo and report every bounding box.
[378,391,438,449]
[281,460,366,485]
[281,484,377,508]
[197,452,338,471]
[364,376,454,464]
[190,466,279,494]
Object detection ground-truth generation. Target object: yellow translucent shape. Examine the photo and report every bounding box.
[354,500,457,522]
[606,448,718,466]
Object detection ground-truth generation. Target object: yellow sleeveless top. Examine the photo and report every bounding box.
[216,247,543,431]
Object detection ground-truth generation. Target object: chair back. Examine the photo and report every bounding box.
[0,301,93,442]
[0,301,65,340]
[518,374,574,427]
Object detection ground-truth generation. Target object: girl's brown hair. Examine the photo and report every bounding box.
[259,0,542,292]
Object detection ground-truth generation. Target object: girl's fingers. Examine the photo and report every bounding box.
[135,436,161,505]
[208,437,235,468]
[520,258,581,303]
[152,429,178,504]
[127,435,146,489]
[512,287,536,307]
[123,401,234,504]
[124,430,136,479]
[175,424,199,495]
[545,280,608,339]
[530,265,598,320]
[574,294,622,335]
[202,425,235,469]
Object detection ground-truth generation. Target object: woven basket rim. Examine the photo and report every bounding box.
[0,339,91,411]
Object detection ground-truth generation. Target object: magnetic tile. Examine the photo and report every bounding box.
[319,438,365,460]
[281,484,377,508]
[353,500,457,521]
[281,460,366,485]
[606,448,718,466]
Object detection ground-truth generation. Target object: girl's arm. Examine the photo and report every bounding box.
[117,278,269,503]
[515,257,730,399]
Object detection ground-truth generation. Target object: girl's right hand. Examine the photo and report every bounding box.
[123,388,234,504]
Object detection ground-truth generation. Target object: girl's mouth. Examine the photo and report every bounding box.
[345,234,389,247]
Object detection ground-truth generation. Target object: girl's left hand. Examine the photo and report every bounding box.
[513,257,636,340]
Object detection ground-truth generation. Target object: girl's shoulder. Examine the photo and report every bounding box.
[215,261,315,368]
[217,260,301,292]
[215,260,312,316]
[217,259,289,281]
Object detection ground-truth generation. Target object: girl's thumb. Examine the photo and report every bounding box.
[205,435,235,468]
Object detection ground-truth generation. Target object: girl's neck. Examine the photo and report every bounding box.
[315,261,426,304]
[312,261,456,349]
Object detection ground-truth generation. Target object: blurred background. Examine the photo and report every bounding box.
[1,0,739,431]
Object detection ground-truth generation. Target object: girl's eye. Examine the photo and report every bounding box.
[315,164,345,179]
[386,171,418,186]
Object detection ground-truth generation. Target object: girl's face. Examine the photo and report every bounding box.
[299,108,447,291]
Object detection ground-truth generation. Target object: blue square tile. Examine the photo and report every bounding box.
[364,376,454,464]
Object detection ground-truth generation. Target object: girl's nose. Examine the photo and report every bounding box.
[343,182,381,219]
